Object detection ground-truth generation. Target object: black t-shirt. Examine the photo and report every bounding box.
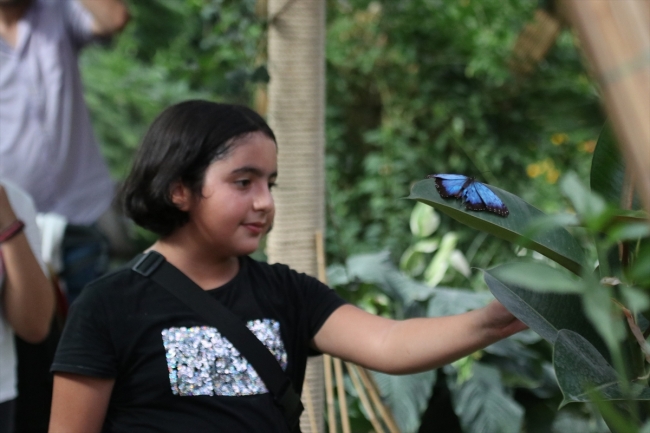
[51,255,346,432]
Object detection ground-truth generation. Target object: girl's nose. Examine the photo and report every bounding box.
[254,184,274,212]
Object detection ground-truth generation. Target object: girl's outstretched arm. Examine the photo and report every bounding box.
[312,300,527,374]
[49,373,115,433]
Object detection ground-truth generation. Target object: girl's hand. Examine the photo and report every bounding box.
[481,300,528,340]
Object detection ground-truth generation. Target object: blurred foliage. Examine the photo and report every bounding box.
[325,0,604,266]
[83,0,605,265]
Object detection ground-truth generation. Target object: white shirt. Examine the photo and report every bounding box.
[0,179,45,403]
[0,0,114,225]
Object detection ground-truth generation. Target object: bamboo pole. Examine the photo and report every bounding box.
[316,231,349,432]
[356,368,401,433]
[333,358,351,433]
[561,0,650,214]
[345,363,385,433]
[323,354,337,433]
[315,232,338,432]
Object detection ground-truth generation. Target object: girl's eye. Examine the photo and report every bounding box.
[269,182,277,190]
[235,179,251,187]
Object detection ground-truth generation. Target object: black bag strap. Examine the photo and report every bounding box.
[132,251,303,432]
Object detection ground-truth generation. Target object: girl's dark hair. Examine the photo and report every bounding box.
[121,100,276,237]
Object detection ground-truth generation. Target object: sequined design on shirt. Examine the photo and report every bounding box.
[161,319,287,397]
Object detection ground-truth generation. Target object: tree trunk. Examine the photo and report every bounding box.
[267,1,326,432]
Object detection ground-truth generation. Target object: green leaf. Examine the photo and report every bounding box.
[551,410,609,433]
[410,201,440,237]
[642,420,650,433]
[486,261,583,294]
[553,330,650,407]
[427,287,493,317]
[607,221,650,244]
[560,172,607,220]
[372,370,436,433]
[581,281,627,357]
[408,179,586,274]
[449,249,471,278]
[413,239,440,253]
[345,251,437,307]
[449,363,525,433]
[399,246,427,277]
[424,232,457,286]
[591,123,642,209]
[483,266,609,358]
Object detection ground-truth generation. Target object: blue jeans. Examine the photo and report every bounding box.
[61,224,109,305]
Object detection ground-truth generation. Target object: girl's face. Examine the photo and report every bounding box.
[176,131,277,257]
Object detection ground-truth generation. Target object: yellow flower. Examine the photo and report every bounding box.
[551,133,568,146]
[580,140,596,153]
[546,168,560,184]
[540,158,553,172]
[527,163,542,178]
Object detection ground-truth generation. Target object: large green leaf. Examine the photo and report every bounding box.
[427,287,493,317]
[486,261,584,293]
[591,123,642,209]
[554,329,650,407]
[408,179,586,274]
[372,370,436,433]
[483,265,609,359]
[448,363,524,433]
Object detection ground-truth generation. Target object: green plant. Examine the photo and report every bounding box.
[329,203,609,432]
[408,123,650,432]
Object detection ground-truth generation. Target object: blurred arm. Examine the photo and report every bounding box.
[77,0,130,36]
[0,186,54,343]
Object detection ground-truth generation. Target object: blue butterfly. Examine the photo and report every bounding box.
[426,174,509,217]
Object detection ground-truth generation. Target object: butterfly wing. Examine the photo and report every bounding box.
[461,182,486,211]
[429,174,470,198]
[464,182,509,216]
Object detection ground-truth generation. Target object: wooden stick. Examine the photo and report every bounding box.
[323,354,337,433]
[315,230,327,284]
[356,367,401,433]
[315,231,338,432]
[345,363,385,433]
[333,358,351,433]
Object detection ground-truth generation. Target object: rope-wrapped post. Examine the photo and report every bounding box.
[267,0,326,432]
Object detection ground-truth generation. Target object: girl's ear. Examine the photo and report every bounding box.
[170,181,192,211]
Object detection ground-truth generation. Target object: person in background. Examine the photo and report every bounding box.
[0,181,55,433]
[0,0,130,304]
[0,1,129,431]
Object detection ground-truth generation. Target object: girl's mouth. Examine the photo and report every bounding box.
[243,222,265,235]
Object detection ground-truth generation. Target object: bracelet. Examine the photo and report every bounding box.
[0,220,25,244]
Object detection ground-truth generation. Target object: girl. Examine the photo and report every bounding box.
[49,100,526,432]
